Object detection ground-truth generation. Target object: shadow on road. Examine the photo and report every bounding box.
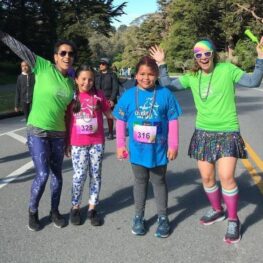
[0,151,30,163]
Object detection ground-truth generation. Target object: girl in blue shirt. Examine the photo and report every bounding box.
[113,56,182,238]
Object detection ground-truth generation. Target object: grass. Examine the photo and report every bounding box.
[0,90,16,113]
[0,61,18,85]
[0,61,18,113]
[0,74,17,85]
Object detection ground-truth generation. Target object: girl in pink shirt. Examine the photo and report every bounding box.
[66,65,112,226]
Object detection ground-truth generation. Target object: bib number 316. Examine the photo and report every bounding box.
[133,124,157,143]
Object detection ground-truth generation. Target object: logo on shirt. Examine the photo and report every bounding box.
[74,98,98,121]
[135,97,159,120]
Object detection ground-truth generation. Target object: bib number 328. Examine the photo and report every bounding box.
[76,118,98,134]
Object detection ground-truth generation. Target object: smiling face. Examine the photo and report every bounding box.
[135,65,158,89]
[195,51,214,73]
[75,70,94,93]
[54,44,74,75]
[193,40,215,73]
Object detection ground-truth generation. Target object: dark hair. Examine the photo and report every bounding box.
[54,40,77,55]
[135,56,159,76]
[191,38,219,74]
[72,64,96,114]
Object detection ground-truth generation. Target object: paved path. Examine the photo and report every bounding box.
[0,87,263,263]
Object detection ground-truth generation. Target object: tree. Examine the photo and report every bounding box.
[0,0,127,64]
[0,1,58,60]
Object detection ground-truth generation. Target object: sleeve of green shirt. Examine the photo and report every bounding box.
[228,63,244,83]
[178,74,191,89]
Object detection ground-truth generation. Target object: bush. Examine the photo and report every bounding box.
[234,40,257,71]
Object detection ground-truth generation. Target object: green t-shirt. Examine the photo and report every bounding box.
[27,56,74,131]
[179,62,244,131]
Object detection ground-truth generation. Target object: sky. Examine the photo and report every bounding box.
[112,0,158,28]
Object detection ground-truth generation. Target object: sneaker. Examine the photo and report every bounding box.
[132,215,146,236]
[224,219,241,244]
[200,208,225,225]
[28,210,41,231]
[70,208,81,225]
[87,209,102,226]
[107,133,114,140]
[155,215,170,238]
[49,210,67,228]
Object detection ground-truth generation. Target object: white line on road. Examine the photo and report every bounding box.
[253,88,263,92]
[0,127,26,137]
[0,161,33,189]
[6,132,27,144]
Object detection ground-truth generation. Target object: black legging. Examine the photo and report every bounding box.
[22,102,32,122]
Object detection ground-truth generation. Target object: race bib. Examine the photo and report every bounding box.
[133,124,157,143]
[76,118,98,134]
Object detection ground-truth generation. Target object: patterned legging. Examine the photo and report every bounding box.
[27,134,65,212]
[71,144,104,207]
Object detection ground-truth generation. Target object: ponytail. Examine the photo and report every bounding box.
[72,89,81,113]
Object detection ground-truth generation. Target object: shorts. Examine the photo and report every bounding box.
[188,129,247,163]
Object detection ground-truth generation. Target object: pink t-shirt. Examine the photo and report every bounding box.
[68,90,111,146]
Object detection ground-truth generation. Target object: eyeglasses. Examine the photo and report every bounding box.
[194,51,213,59]
[58,51,75,58]
[100,62,107,65]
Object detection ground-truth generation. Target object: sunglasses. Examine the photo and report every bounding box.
[194,51,213,59]
[100,62,107,65]
[58,51,75,58]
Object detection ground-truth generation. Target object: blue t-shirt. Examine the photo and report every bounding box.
[113,85,182,168]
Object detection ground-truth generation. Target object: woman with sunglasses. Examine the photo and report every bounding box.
[0,30,76,231]
[150,38,263,244]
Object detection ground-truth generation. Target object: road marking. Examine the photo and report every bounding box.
[6,132,27,144]
[241,159,263,195]
[0,127,26,137]
[245,142,263,171]
[253,88,263,92]
[0,161,33,189]
[0,128,29,189]
[242,141,263,195]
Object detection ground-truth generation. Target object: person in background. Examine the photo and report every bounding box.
[0,30,76,231]
[15,60,35,122]
[150,37,263,244]
[95,57,119,140]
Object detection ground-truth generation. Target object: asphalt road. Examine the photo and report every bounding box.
[1,86,263,263]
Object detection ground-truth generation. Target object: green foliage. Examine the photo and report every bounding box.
[234,39,258,70]
[0,0,126,63]
[1,0,263,74]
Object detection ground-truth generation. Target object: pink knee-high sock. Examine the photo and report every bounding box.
[204,184,222,211]
[222,187,239,220]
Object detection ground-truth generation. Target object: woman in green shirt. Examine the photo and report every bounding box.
[150,38,263,244]
[1,31,76,231]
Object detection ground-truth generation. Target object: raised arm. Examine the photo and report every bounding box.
[149,45,184,91]
[0,31,36,68]
[237,37,263,88]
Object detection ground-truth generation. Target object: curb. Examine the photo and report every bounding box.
[0,111,23,120]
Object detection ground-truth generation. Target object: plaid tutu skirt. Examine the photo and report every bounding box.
[188,129,247,163]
